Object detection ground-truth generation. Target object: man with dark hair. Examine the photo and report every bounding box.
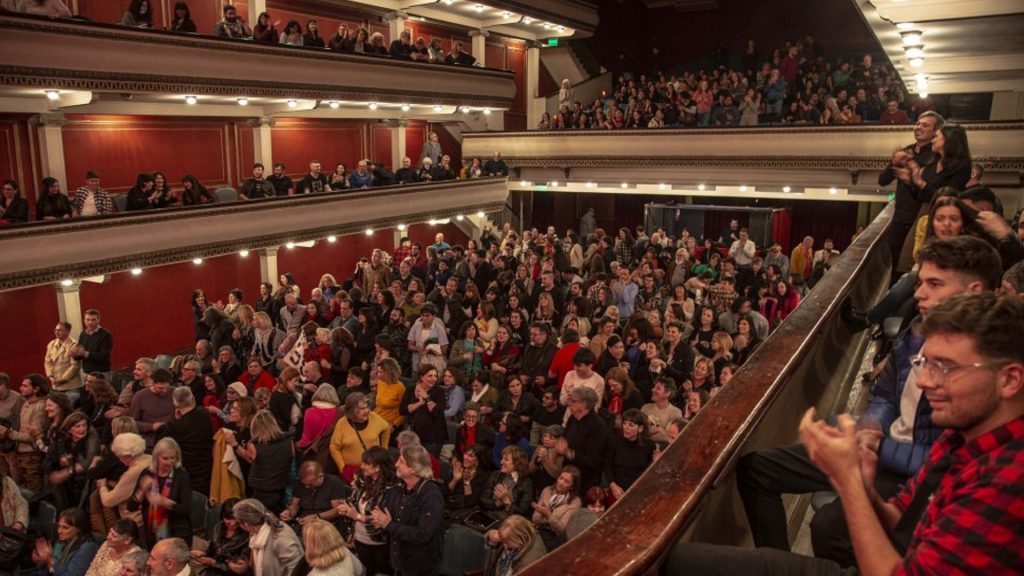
[298,160,332,194]
[736,235,1001,566]
[560,347,604,410]
[879,110,944,272]
[388,29,414,60]
[483,152,508,177]
[557,387,610,492]
[521,323,558,395]
[45,320,80,394]
[267,162,294,196]
[129,368,175,449]
[677,292,1024,575]
[72,308,113,375]
[239,162,271,200]
[642,376,683,444]
[394,157,419,185]
[213,4,251,38]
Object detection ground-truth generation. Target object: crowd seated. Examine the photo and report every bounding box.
[540,34,934,130]
[1,1,488,69]
[0,147,509,226]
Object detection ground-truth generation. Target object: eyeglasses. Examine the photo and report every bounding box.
[909,354,1005,384]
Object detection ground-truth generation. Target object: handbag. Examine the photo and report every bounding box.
[0,527,28,571]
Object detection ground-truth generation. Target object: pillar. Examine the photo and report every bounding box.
[469,30,489,67]
[251,116,274,168]
[36,113,68,191]
[526,42,544,129]
[383,11,408,44]
[55,280,82,334]
[246,0,267,28]
[391,120,406,171]
[259,247,279,285]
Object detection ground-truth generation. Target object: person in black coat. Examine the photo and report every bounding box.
[662,320,695,384]
[125,172,158,211]
[375,445,445,576]
[158,387,213,496]
[400,366,447,454]
[604,409,655,502]
[36,177,73,220]
[557,387,611,492]
[204,306,235,353]
[479,445,535,523]
[0,179,29,223]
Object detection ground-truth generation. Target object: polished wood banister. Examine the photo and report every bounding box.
[519,204,894,576]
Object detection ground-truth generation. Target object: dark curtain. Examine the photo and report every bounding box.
[703,210,750,244]
[789,200,858,251]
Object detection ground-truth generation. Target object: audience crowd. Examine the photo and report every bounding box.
[540,35,935,130]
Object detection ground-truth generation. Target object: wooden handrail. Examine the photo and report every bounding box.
[520,204,894,576]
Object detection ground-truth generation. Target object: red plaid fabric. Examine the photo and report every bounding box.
[891,415,1024,575]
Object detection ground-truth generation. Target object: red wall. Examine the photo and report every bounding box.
[0,285,60,382]
[0,115,43,215]
[270,118,365,179]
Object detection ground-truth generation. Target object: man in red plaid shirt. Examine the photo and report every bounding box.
[676,292,1024,575]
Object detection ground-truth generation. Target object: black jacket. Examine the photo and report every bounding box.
[383,479,445,576]
[158,407,214,495]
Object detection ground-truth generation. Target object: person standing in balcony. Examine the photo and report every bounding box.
[119,0,152,28]
[279,20,303,46]
[422,131,442,164]
[168,2,195,33]
[213,4,252,39]
[303,19,325,48]
[327,24,352,52]
[252,12,279,43]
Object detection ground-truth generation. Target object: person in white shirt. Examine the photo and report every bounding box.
[729,227,757,267]
[641,376,683,444]
[813,238,840,265]
[559,348,604,419]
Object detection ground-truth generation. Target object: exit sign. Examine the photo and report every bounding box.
[547,38,559,47]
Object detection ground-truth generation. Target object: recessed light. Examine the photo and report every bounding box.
[658,183,666,190]
[397,224,407,231]
[829,187,838,195]
[476,211,485,218]
[456,214,464,221]
[460,106,471,113]
[782,186,792,193]
[501,11,512,18]
[523,17,533,24]
[900,30,923,45]
[237,97,249,106]
[45,90,60,101]
[185,95,197,105]
[697,183,706,191]
[550,181,558,187]
[192,258,203,265]
[556,26,565,32]
[368,102,378,110]
[428,218,438,225]
[473,4,484,13]
[739,185,748,192]
[285,242,295,249]
[327,235,337,243]
[896,22,916,30]
[365,228,374,236]
[483,108,491,115]
[586,182,595,188]
[519,180,528,187]
[433,104,443,112]
[287,99,298,108]
[543,23,552,29]
[329,101,340,109]
[239,250,249,257]
[620,182,628,189]
[919,91,929,98]
[401,104,411,112]
[131,268,143,275]
[60,279,73,286]
[910,58,924,68]
[905,46,925,59]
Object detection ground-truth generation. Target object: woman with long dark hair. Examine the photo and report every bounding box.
[181,174,215,205]
[151,171,178,207]
[119,0,152,28]
[36,177,73,220]
[0,179,29,223]
[334,446,396,576]
[44,411,99,511]
[191,288,211,342]
[169,1,196,33]
[189,498,249,576]
[32,508,98,576]
[253,12,279,43]
[907,122,972,205]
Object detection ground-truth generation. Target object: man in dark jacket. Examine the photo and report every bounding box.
[375,444,445,576]
[521,324,558,396]
[558,387,611,492]
[158,387,213,496]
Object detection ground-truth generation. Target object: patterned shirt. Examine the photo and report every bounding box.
[891,415,1024,575]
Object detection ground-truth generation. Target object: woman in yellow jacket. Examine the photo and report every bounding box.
[331,391,391,483]
[373,358,405,433]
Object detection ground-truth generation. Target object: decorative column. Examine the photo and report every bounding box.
[387,119,407,171]
[383,11,408,44]
[250,116,274,168]
[469,29,489,67]
[54,280,82,332]
[247,0,267,28]
[525,41,544,129]
[259,247,279,285]
[35,113,68,190]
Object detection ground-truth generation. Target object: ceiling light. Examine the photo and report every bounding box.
[442,0,454,5]
[239,250,249,257]
[237,97,249,106]
[476,211,485,218]
[192,258,203,265]
[368,102,378,110]
[910,58,924,68]
[365,228,374,236]
[130,268,142,275]
[287,99,298,108]
[919,91,929,98]
[914,72,928,83]
[697,183,706,191]
[329,101,340,109]
[460,106,471,113]
[620,182,628,189]
[483,108,491,115]
[428,218,437,225]
[543,23,552,29]
[501,11,512,18]
[185,95,197,105]
[782,186,792,193]
[658,183,666,190]
[900,30,923,45]
[586,182,595,188]
[401,104,411,112]
[60,279,73,286]
[556,26,565,32]
[905,46,925,59]
[473,4,484,12]
[523,17,533,24]
[456,214,464,221]
[397,224,407,231]
[550,181,558,187]
[327,235,337,243]
[739,185,748,192]
[45,90,60,100]
[519,180,528,186]
[829,187,838,195]
[896,22,916,31]
[285,242,295,249]
[433,104,443,112]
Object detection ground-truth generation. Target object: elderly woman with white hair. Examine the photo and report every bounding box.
[371,444,444,576]
[229,498,303,576]
[94,432,151,526]
[301,519,364,576]
[132,436,193,546]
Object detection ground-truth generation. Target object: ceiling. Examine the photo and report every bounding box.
[854,0,1024,95]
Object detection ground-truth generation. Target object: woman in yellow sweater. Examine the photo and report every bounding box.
[329,392,391,483]
[373,358,406,433]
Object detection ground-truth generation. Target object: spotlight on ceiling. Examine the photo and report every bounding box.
[45,90,60,101]
[287,99,298,108]
[185,95,198,105]
[237,97,249,106]
[329,101,340,109]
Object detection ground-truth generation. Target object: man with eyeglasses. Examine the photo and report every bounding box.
[735,236,1003,567]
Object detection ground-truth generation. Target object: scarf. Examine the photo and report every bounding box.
[249,521,273,576]
[147,471,174,540]
[470,384,491,404]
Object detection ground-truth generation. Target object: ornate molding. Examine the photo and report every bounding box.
[465,122,1024,139]
[505,155,1024,172]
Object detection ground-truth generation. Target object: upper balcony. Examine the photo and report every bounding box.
[0,12,517,111]
[463,123,1024,204]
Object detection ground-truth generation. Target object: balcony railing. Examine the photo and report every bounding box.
[0,178,509,291]
[0,12,516,109]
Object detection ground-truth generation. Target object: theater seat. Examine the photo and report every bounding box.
[215,187,238,203]
[439,524,486,576]
[113,194,128,213]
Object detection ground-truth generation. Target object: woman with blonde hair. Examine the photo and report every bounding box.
[235,410,292,513]
[251,311,284,373]
[136,437,192,545]
[373,358,405,431]
[213,397,257,504]
[483,514,547,576]
[302,519,364,576]
[710,331,734,381]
